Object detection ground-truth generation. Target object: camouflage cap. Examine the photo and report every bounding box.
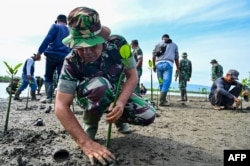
[62,7,111,48]
[227,69,239,80]
[210,59,217,63]
[182,52,188,57]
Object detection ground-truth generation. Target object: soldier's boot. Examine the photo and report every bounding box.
[31,90,39,101]
[83,123,98,141]
[40,82,53,103]
[14,90,22,100]
[37,89,41,95]
[159,92,170,106]
[177,90,185,101]
[83,110,102,140]
[183,89,188,101]
[115,121,132,134]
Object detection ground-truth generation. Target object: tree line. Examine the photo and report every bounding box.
[0,75,21,82]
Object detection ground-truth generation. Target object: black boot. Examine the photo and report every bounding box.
[183,89,188,101]
[159,92,170,106]
[115,121,132,134]
[177,90,185,101]
[40,82,53,103]
[31,91,39,101]
[14,90,22,100]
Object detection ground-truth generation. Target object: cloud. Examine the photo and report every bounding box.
[0,0,249,87]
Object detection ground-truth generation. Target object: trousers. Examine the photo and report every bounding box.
[209,85,242,106]
[156,61,173,93]
[76,77,156,126]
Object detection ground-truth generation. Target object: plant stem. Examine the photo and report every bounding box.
[106,73,124,148]
[4,75,14,136]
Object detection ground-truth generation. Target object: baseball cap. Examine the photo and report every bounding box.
[62,7,111,48]
[227,69,239,80]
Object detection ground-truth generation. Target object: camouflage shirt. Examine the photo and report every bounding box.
[57,35,136,95]
[212,64,223,80]
[176,58,192,80]
[132,47,143,68]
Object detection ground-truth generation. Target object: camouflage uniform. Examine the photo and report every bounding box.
[211,64,223,81]
[57,35,156,138]
[175,54,192,101]
[6,80,19,95]
[35,76,44,95]
[132,45,143,95]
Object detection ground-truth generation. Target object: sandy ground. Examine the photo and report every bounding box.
[0,93,250,166]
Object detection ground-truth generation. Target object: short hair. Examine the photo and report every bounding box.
[162,34,169,39]
[55,14,67,24]
[131,40,138,46]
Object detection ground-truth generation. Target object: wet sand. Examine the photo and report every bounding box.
[0,94,250,165]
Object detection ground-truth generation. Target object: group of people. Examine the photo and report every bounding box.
[6,5,249,165]
[12,14,71,103]
[207,59,249,110]
[7,76,44,96]
[152,35,249,111]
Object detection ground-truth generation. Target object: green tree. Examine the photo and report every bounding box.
[241,71,250,98]
[3,61,22,136]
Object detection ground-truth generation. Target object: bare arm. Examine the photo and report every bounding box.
[55,91,115,165]
[136,57,143,68]
[174,58,180,72]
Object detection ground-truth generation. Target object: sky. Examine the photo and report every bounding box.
[0,0,250,87]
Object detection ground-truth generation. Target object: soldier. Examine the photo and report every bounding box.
[35,76,44,95]
[210,59,223,81]
[6,78,20,95]
[54,7,156,165]
[131,39,143,96]
[175,52,192,101]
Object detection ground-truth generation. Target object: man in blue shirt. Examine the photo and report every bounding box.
[14,54,41,100]
[35,14,71,103]
[209,69,249,110]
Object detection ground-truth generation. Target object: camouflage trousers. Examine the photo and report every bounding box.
[178,79,187,90]
[76,77,156,126]
[134,68,142,95]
